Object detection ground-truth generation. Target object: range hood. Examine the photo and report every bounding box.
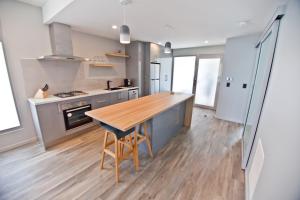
[38,23,87,62]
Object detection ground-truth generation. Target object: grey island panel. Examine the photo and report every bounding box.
[139,101,186,154]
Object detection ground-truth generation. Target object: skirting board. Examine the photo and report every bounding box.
[0,137,37,153]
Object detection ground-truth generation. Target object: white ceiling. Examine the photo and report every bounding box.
[18,0,48,7]
[19,0,287,48]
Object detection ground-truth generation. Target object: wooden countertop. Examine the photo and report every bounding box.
[85,92,194,131]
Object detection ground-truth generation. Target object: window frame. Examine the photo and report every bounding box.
[0,40,21,134]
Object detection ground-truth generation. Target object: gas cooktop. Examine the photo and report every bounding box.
[53,90,87,98]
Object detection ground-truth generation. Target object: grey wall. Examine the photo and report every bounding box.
[126,42,173,96]
[125,41,145,96]
[215,34,259,123]
[0,0,126,151]
[247,0,300,199]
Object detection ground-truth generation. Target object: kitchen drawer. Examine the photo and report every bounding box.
[92,94,111,109]
[110,91,129,104]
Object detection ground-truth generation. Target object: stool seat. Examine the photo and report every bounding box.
[100,122,135,139]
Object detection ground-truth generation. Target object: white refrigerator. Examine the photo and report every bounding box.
[150,62,160,94]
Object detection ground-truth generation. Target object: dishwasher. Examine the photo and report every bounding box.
[128,88,139,100]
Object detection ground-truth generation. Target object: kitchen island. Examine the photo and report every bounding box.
[86,92,194,155]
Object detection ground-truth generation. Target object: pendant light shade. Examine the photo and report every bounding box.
[164,41,172,54]
[120,25,130,44]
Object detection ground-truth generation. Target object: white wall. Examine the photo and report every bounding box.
[173,45,225,56]
[0,0,51,152]
[216,34,259,123]
[247,0,300,199]
[0,0,126,152]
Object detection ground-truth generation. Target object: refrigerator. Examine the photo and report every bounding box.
[150,62,160,94]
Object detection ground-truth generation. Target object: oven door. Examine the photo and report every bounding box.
[63,104,93,130]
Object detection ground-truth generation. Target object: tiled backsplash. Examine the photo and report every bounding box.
[21,59,125,98]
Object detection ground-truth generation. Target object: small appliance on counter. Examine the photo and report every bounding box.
[124,78,132,87]
[34,84,49,99]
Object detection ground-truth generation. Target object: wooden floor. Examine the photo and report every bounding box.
[0,108,244,200]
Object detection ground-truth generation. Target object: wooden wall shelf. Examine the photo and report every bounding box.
[105,53,129,58]
[90,63,114,67]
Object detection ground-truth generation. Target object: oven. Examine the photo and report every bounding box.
[63,104,93,130]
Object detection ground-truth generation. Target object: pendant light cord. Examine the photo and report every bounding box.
[122,5,126,25]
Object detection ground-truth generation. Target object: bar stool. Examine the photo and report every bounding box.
[133,122,154,170]
[99,122,136,183]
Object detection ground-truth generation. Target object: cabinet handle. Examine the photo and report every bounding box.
[96,100,107,103]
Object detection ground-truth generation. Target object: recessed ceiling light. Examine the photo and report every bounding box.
[112,25,118,29]
[204,40,209,44]
[238,21,249,27]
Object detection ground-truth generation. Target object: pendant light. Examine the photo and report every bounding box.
[164,41,172,54]
[120,0,131,44]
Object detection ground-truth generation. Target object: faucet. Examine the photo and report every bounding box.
[107,80,112,90]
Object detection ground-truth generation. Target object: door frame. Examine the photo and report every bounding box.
[241,19,281,169]
[171,54,223,110]
[195,54,223,110]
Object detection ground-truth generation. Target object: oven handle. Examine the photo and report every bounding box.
[65,105,91,113]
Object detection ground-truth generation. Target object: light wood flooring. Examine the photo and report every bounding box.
[0,108,244,200]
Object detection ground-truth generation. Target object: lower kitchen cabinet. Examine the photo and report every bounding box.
[92,94,111,109]
[29,90,130,149]
[110,91,129,104]
[30,102,66,148]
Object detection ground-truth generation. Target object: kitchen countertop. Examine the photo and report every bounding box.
[28,87,139,106]
[85,92,194,131]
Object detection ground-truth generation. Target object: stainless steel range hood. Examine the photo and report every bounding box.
[38,23,87,62]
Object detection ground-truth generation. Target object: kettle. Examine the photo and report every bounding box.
[124,79,132,87]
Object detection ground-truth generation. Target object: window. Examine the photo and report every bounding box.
[172,56,196,94]
[0,41,20,131]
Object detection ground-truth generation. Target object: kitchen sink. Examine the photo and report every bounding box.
[105,87,123,91]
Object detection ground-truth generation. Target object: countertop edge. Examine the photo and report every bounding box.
[28,87,139,106]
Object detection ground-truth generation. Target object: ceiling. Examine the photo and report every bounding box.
[18,0,287,48]
[18,0,48,7]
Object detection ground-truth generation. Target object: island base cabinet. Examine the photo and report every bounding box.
[138,102,186,155]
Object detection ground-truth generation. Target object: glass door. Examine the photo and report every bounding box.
[172,56,196,94]
[195,57,221,108]
[242,20,280,168]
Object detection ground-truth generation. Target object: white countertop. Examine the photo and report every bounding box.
[28,87,139,106]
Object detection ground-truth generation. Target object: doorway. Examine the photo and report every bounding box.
[172,55,221,109]
[242,20,281,168]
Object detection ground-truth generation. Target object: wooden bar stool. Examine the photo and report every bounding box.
[133,122,153,170]
[99,122,137,183]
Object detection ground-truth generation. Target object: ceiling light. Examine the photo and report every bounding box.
[112,25,118,29]
[119,0,131,44]
[164,42,172,54]
[120,25,130,44]
[238,21,249,27]
[158,42,162,45]
[204,40,209,44]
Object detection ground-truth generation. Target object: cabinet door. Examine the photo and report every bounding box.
[92,94,111,109]
[37,103,65,145]
[111,91,129,104]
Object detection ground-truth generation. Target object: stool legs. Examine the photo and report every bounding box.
[100,131,108,169]
[133,130,139,171]
[114,134,120,183]
[100,130,136,183]
[143,123,153,158]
